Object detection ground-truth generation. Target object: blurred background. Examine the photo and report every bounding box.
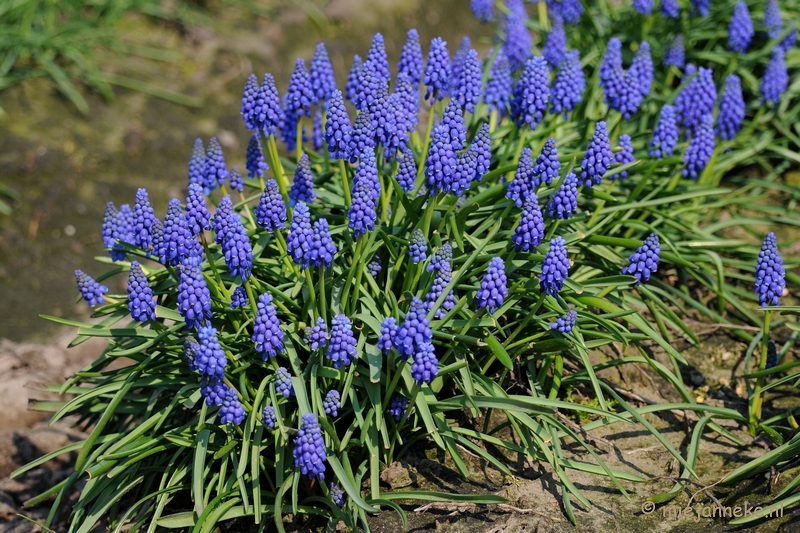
[0,0,493,343]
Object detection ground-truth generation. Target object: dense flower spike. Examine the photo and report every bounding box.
[102,202,131,261]
[200,378,227,406]
[455,49,482,113]
[428,244,453,273]
[279,95,301,152]
[327,314,358,368]
[307,317,328,350]
[219,387,245,425]
[309,42,336,104]
[379,317,398,355]
[323,390,341,417]
[347,112,376,163]
[287,202,314,268]
[396,146,417,193]
[599,38,622,92]
[184,337,200,372]
[276,367,294,397]
[230,286,247,310]
[676,67,716,132]
[630,42,653,96]
[477,257,508,314]
[394,297,433,361]
[393,75,419,134]
[177,257,212,329]
[553,0,584,24]
[367,257,382,277]
[241,74,260,130]
[133,188,158,255]
[485,48,513,115]
[398,29,423,85]
[511,56,550,129]
[324,90,351,160]
[196,326,227,379]
[253,293,284,359]
[425,123,458,194]
[254,74,283,135]
[151,220,165,263]
[162,199,200,266]
[312,110,323,151]
[255,179,287,232]
[612,134,634,179]
[729,2,754,54]
[580,122,612,187]
[220,209,252,282]
[424,37,451,101]
[755,232,785,307]
[664,34,684,68]
[633,0,652,15]
[472,123,492,180]
[425,266,455,318]
[127,262,156,322]
[778,29,797,54]
[290,154,316,205]
[348,152,379,237]
[503,0,532,70]
[309,219,337,268]
[718,74,745,141]
[550,49,584,119]
[682,114,716,179]
[411,342,439,385]
[294,413,327,481]
[188,139,207,191]
[246,134,268,179]
[551,310,577,333]
[547,170,579,219]
[440,100,467,150]
[345,55,363,103]
[367,33,391,84]
[261,406,277,428]
[450,37,471,95]
[649,104,679,158]
[506,147,534,207]
[761,49,788,106]
[471,0,494,22]
[408,229,428,264]
[205,137,229,189]
[286,58,314,117]
[540,236,570,297]
[367,81,400,153]
[611,69,642,119]
[661,0,679,18]
[75,270,107,306]
[691,0,709,17]
[186,184,211,238]
[329,483,345,507]
[765,0,782,39]
[533,138,561,187]
[622,232,660,285]
[452,148,478,196]
[513,193,545,251]
[389,394,410,421]
[543,15,566,69]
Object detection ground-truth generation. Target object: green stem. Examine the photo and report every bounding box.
[296,116,304,163]
[273,230,302,278]
[749,310,772,435]
[239,191,256,229]
[416,103,437,184]
[304,268,318,320]
[318,265,327,324]
[585,180,616,228]
[266,133,289,205]
[506,126,528,182]
[339,158,352,208]
[340,236,366,313]
[244,280,260,321]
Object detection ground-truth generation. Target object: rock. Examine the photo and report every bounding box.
[379,460,416,490]
[0,491,17,521]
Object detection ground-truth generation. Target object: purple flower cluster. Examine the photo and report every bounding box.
[324,90,351,160]
[253,293,284,360]
[513,193,545,251]
[290,154,316,205]
[507,148,535,207]
[276,367,294,397]
[411,341,438,385]
[176,257,212,329]
[540,236,570,297]
[533,138,561,187]
[286,58,314,117]
[327,314,357,368]
[664,34,685,68]
[196,326,227,379]
[476,257,508,314]
[379,317,398,355]
[550,49,584,119]
[133,189,158,255]
[424,38,451,102]
[389,394,409,421]
[262,405,277,428]
[485,48,513,115]
[307,317,328,350]
[761,49,788,106]
[511,57,550,129]
[230,286,247,309]
[75,270,108,307]
[543,15,566,69]
[729,2,753,54]
[755,232,785,307]
[186,183,211,237]
[294,413,327,481]
[399,29,423,85]
[323,390,341,417]
[127,262,156,322]
[580,122,613,187]
[718,74,745,141]
[649,105,679,158]
[205,137,229,189]
[622,233,661,285]
[310,42,336,104]
[676,67,717,133]
[256,179,287,232]
[547,171,579,219]
[551,310,578,333]
[219,387,245,425]
[394,297,433,361]
[682,114,716,179]
[612,134,634,179]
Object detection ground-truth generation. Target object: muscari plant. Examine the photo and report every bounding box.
[14,0,800,530]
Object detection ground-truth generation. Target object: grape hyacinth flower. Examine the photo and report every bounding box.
[253,293,284,359]
[511,56,550,129]
[347,112,376,163]
[184,337,200,372]
[367,257,382,277]
[394,297,433,361]
[718,74,745,141]
[200,378,227,406]
[452,149,478,197]
[345,55,362,103]
[102,202,131,261]
[133,188,158,254]
[327,314,358,368]
[425,123,458,195]
[309,42,336,104]
[151,220,165,264]
[307,317,328,350]
[664,34,685,69]
[612,134,634,179]
[622,232,661,285]
[398,29,423,85]
[611,69,642,119]
[425,266,455,319]
[279,97,301,152]
[323,390,341,417]
[547,170,579,219]
[219,387,245,425]
[127,262,156,322]
[551,310,577,333]
[205,137,229,189]
[220,209,253,282]
[676,67,716,133]
[633,0,652,15]
[177,257,212,330]
[286,58,314,117]
[354,60,381,112]
[230,286,247,309]
[682,114,716,179]
[691,0,709,17]
[246,134,268,179]
[507,147,535,207]
[424,37,451,101]
[196,326,227,379]
[455,49,482,113]
[440,99,467,150]
[367,82,400,153]
[408,229,428,264]
[503,0,532,70]
[228,166,243,193]
[309,218,337,268]
[761,49,788,106]
[348,153,379,237]
[599,38,622,92]
[580,121,612,187]
[287,202,314,268]
[262,406,277,429]
[290,154,315,205]
[540,236,570,297]
[533,138,561,187]
[188,139,206,191]
[428,244,453,273]
[450,37,471,95]
[396,146,417,193]
[661,0,679,18]
[367,33,391,84]
[778,29,797,54]
[330,483,345,507]
[555,0,583,24]
[485,48,512,115]
[471,0,494,22]
[294,413,327,481]
[513,193,545,251]
[75,270,108,307]
[630,42,653,97]
[392,75,419,134]
[276,367,294,397]
[550,49,584,119]
[412,342,439,385]
[162,199,200,266]
[543,15,566,69]
[324,90,351,160]
[755,232,785,306]
[729,2,754,54]
[389,394,410,421]
[765,0,782,39]
[255,179,287,232]
[241,74,260,130]
[476,257,508,314]
[312,110,323,152]
[379,317,398,355]
[255,74,283,135]
[471,123,492,181]
[649,104,679,158]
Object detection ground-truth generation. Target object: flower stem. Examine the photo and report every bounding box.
[749,310,772,435]
[244,279,259,321]
[304,267,318,320]
[265,133,289,205]
[296,117,304,163]
[339,158,352,208]
[318,265,327,324]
